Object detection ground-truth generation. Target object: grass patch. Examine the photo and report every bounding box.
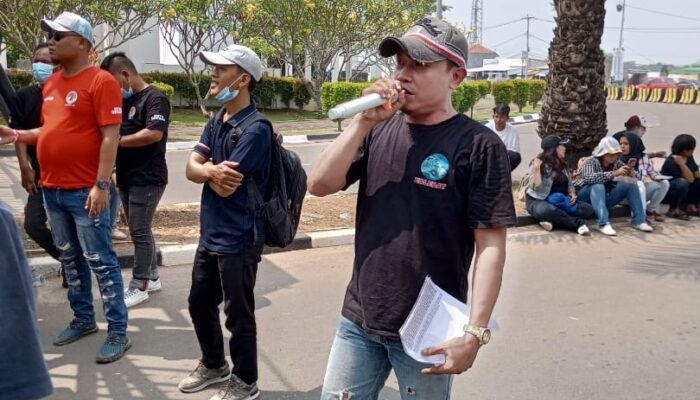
[170,107,322,127]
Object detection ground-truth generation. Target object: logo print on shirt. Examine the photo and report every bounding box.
[128,106,136,119]
[421,153,449,181]
[65,91,78,106]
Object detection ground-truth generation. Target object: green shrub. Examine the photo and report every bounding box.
[141,71,211,107]
[492,81,515,107]
[7,69,34,90]
[511,79,530,112]
[253,78,275,109]
[452,82,480,115]
[277,78,295,107]
[320,82,371,116]
[150,81,174,101]
[475,80,491,99]
[528,79,546,107]
[293,79,313,110]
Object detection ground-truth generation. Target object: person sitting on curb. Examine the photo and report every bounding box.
[613,131,670,224]
[486,104,521,171]
[573,137,653,236]
[661,134,700,219]
[526,135,595,235]
[620,115,666,158]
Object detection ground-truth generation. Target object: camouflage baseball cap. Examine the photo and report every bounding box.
[379,17,468,68]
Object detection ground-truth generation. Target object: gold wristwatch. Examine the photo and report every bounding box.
[464,324,491,345]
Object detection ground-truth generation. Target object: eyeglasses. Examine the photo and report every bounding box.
[47,31,81,42]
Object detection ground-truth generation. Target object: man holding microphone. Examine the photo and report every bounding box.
[308,17,516,399]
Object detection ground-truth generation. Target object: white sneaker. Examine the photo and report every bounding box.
[112,228,128,240]
[539,221,553,232]
[596,224,617,236]
[146,278,162,292]
[124,287,149,308]
[577,225,590,236]
[633,222,654,232]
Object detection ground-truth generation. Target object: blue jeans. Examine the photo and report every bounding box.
[577,182,645,226]
[43,188,128,336]
[321,317,452,400]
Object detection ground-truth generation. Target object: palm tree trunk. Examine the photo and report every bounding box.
[538,0,608,166]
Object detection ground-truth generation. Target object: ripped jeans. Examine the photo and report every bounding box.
[321,317,452,400]
[43,188,128,336]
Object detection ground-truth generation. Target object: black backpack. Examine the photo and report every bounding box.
[227,110,306,248]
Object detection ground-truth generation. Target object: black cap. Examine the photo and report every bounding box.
[378,17,468,68]
[541,135,571,150]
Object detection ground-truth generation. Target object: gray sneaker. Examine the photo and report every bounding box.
[178,362,230,393]
[210,374,260,400]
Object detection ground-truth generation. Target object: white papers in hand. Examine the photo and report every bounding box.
[399,276,497,364]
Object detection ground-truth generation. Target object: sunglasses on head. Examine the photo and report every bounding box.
[48,31,81,41]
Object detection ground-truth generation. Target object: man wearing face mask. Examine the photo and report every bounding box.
[180,44,270,400]
[11,42,68,288]
[100,52,170,308]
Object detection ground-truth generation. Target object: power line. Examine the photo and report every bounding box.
[529,34,550,45]
[626,4,700,23]
[490,33,527,49]
[483,18,524,31]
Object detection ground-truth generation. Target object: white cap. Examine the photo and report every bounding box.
[41,12,95,46]
[199,44,263,82]
[592,137,623,158]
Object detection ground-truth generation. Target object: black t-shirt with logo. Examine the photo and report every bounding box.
[117,86,171,187]
[9,85,43,172]
[342,113,516,337]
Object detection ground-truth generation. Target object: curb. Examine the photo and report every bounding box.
[165,114,541,148]
[28,204,632,277]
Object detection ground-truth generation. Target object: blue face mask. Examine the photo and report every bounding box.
[122,87,133,99]
[215,75,244,103]
[32,62,54,84]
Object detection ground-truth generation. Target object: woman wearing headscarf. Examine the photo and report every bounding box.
[613,131,670,223]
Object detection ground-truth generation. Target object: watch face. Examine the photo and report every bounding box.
[482,329,491,344]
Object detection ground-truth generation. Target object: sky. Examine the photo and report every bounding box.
[442,0,700,66]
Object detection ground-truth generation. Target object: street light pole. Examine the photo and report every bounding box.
[617,0,626,49]
[437,0,443,19]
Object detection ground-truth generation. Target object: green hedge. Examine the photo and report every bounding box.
[511,80,530,112]
[528,79,546,107]
[475,80,491,99]
[492,81,515,107]
[321,82,371,116]
[452,82,480,114]
[150,81,174,101]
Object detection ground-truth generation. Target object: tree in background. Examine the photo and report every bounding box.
[0,0,161,58]
[243,0,433,109]
[538,0,607,165]
[158,0,246,115]
[660,65,670,77]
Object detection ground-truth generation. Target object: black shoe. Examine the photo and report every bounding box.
[668,210,691,221]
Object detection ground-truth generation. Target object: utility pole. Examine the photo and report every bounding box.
[522,15,533,78]
[437,0,443,19]
[613,1,626,83]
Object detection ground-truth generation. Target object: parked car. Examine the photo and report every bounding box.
[677,79,696,90]
[636,77,682,90]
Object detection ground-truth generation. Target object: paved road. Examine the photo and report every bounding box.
[35,221,700,399]
[2,101,700,210]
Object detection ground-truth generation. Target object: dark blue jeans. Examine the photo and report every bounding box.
[577,182,645,226]
[43,188,128,336]
[526,195,596,231]
[662,178,700,210]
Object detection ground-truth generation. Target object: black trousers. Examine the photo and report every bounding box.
[188,243,263,385]
[507,150,522,171]
[25,186,61,260]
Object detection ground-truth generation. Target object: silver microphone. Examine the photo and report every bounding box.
[327,92,398,120]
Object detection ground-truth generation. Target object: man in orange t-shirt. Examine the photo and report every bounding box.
[0,12,130,364]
